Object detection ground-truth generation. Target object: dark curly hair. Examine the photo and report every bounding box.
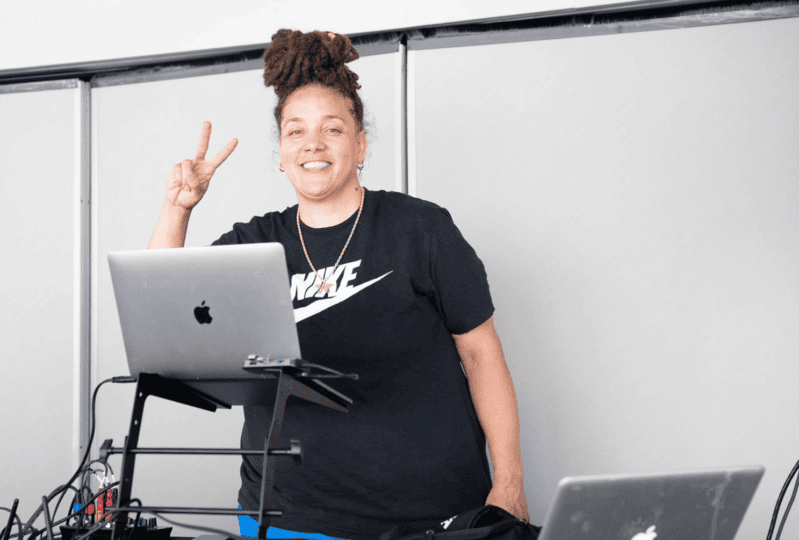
[263,29,365,134]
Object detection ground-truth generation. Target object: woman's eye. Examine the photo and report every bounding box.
[285,128,338,135]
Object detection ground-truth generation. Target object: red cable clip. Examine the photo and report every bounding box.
[96,488,104,523]
[104,488,114,521]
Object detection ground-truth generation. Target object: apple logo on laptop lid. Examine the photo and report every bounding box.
[631,525,657,540]
[194,300,212,324]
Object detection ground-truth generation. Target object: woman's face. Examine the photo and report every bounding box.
[279,83,367,202]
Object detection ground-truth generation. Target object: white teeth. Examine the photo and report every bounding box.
[302,162,331,169]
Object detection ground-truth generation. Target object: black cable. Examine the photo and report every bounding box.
[128,498,143,532]
[82,460,112,480]
[775,465,799,540]
[86,459,114,479]
[41,498,54,540]
[66,489,83,528]
[17,376,135,540]
[4,482,121,540]
[76,470,108,530]
[70,517,109,540]
[78,468,95,524]
[78,468,105,494]
[150,511,248,540]
[18,378,115,538]
[76,467,100,529]
[68,514,111,540]
[71,498,141,540]
[49,487,79,530]
[69,497,137,540]
[2,486,74,540]
[51,482,120,532]
[1,499,19,540]
[68,496,124,540]
[0,508,23,540]
[767,457,799,540]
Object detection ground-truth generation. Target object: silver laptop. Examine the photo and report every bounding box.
[537,465,764,540]
[108,243,303,406]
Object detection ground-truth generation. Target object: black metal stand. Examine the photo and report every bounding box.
[106,362,353,540]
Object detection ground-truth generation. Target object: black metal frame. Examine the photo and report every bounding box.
[2,1,797,87]
[104,368,352,540]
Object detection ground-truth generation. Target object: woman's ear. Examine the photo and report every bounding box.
[357,129,368,162]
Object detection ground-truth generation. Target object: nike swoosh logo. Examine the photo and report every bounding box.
[294,271,393,323]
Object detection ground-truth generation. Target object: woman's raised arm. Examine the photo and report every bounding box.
[148,121,237,248]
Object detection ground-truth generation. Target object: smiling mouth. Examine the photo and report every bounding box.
[302,162,331,169]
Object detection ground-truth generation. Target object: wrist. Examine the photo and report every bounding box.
[493,468,525,486]
[163,200,192,217]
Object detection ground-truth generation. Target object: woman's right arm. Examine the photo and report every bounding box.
[148,202,193,249]
[149,120,238,249]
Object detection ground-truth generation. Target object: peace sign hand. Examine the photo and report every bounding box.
[165,121,238,211]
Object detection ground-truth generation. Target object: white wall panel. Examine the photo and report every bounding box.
[0,87,76,524]
[92,52,396,536]
[2,0,585,71]
[413,16,799,539]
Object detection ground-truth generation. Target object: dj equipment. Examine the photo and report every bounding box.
[105,245,359,540]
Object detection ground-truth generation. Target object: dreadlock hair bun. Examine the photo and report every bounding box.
[263,29,364,133]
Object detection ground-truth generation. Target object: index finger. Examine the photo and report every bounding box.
[196,121,212,161]
[208,137,238,170]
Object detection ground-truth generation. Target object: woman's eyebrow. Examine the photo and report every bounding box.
[284,115,344,123]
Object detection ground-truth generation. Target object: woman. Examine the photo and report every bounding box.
[149,29,529,540]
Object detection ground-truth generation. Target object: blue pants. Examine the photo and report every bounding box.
[237,505,348,540]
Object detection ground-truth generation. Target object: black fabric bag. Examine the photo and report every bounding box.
[377,505,541,540]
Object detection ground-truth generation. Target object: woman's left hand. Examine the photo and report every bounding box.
[485,479,530,521]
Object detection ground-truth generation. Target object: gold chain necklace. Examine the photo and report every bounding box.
[297,186,365,293]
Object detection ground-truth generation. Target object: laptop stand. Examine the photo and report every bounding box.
[105,360,355,540]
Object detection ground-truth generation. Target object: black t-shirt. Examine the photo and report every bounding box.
[210,187,495,540]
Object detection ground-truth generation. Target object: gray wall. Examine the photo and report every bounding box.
[2,13,799,540]
[0,87,76,521]
[412,15,799,540]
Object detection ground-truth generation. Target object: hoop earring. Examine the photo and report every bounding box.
[279,166,284,172]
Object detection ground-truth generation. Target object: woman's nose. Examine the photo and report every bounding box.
[303,133,326,151]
